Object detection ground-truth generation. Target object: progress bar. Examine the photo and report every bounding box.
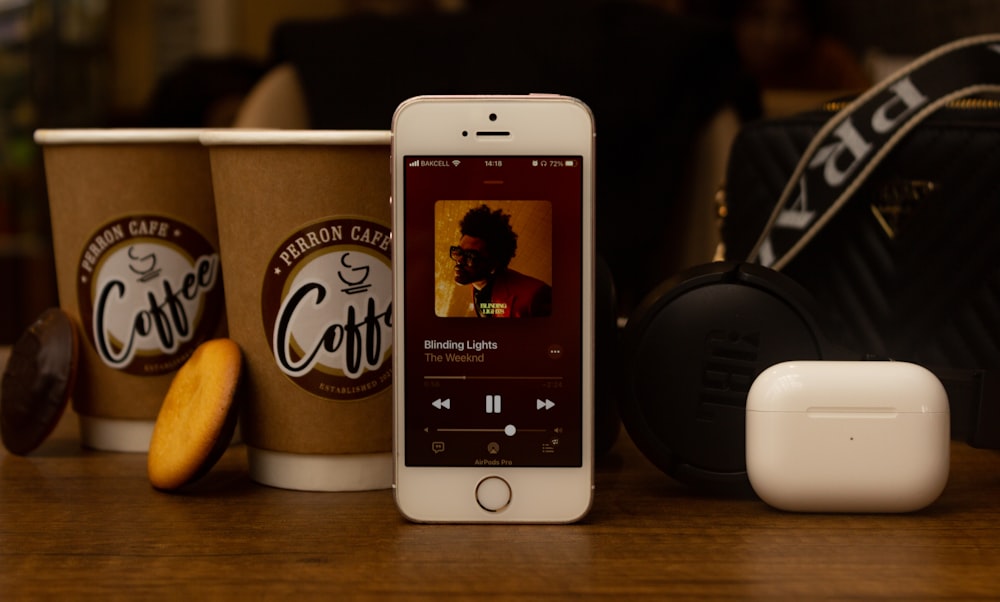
[425,376,562,380]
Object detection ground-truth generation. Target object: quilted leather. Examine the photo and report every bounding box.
[724,111,1000,370]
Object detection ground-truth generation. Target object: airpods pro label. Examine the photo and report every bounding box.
[262,217,392,401]
[77,215,223,375]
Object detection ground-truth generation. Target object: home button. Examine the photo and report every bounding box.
[476,476,512,512]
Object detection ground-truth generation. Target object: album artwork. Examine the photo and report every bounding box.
[434,200,553,318]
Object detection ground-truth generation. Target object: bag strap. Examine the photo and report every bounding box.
[747,33,1000,270]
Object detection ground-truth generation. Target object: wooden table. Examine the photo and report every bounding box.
[3,350,1000,598]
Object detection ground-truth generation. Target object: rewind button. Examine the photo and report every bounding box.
[432,398,451,410]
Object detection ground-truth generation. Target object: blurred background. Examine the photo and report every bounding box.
[2,0,1000,343]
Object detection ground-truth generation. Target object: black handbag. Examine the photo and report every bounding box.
[724,34,1000,371]
[722,35,1000,447]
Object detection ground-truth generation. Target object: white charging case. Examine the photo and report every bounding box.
[746,361,950,513]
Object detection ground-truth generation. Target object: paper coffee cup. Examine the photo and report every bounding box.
[35,129,226,452]
[201,130,392,491]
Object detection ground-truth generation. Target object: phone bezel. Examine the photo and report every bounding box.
[391,95,596,523]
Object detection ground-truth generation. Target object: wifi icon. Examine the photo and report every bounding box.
[452,160,461,167]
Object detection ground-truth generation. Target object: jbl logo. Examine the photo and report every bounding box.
[699,330,760,420]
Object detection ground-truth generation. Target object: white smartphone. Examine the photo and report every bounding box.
[391,95,595,523]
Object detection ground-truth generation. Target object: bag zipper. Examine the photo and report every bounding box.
[822,96,1000,112]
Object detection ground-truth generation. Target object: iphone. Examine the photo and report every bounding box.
[391,95,595,522]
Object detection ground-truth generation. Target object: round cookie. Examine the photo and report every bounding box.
[1,308,79,455]
[148,338,242,490]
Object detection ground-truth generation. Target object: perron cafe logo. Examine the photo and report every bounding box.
[262,217,392,401]
[77,215,223,375]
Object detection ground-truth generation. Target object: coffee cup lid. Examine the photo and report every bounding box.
[33,128,206,145]
[198,129,390,146]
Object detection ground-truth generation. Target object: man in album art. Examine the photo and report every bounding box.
[450,204,552,318]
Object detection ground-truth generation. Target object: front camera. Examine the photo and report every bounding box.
[489,113,498,122]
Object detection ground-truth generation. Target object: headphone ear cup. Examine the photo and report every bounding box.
[619,262,838,494]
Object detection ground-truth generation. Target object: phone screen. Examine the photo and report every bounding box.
[402,156,584,468]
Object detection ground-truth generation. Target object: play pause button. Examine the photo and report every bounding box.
[536,399,555,410]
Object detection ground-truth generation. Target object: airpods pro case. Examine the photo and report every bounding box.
[746,361,950,513]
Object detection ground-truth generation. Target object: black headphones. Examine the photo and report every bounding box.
[615,261,1000,495]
